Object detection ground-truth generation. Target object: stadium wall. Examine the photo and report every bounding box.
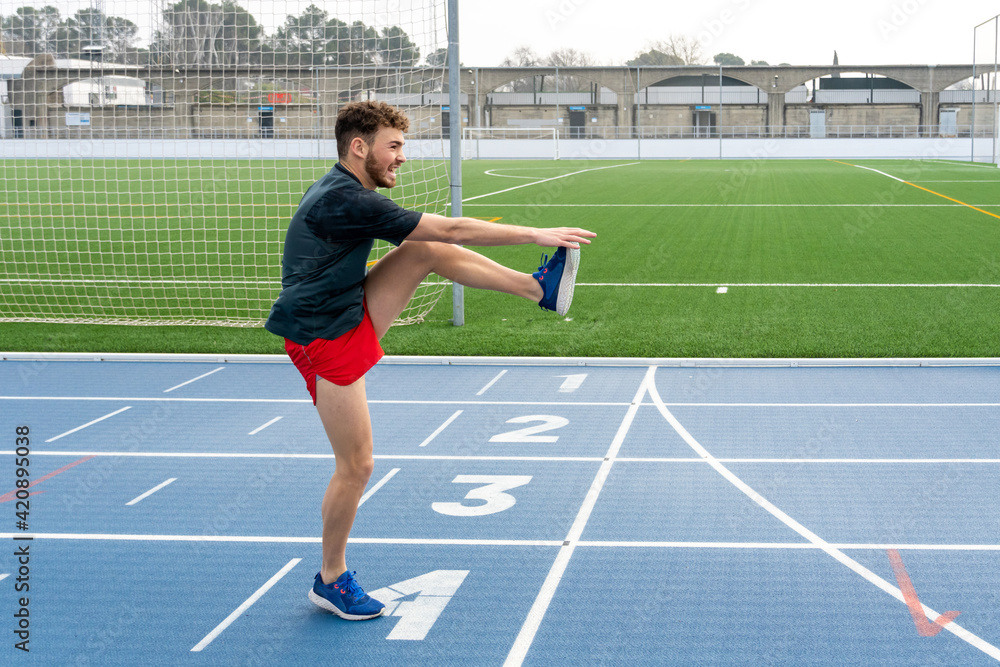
[0,137,993,161]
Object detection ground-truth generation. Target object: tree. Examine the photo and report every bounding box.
[629,35,704,66]
[51,9,139,61]
[377,25,418,67]
[1,5,62,56]
[498,46,542,92]
[713,52,744,66]
[154,0,262,66]
[750,59,769,66]
[545,47,595,92]
[425,46,446,67]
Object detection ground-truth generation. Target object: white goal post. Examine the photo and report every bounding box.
[462,127,560,160]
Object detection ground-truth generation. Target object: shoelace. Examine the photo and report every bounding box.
[537,253,549,273]
[339,572,365,601]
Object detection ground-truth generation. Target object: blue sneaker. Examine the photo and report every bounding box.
[308,571,385,620]
[533,247,580,316]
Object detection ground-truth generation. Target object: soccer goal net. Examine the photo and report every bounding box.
[0,0,451,326]
[462,127,559,160]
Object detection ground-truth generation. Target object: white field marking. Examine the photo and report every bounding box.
[125,478,177,506]
[462,162,639,202]
[357,468,400,507]
[460,203,982,207]
[923,159,1000,169]
[191,558,301,652]
[578,282,1000,288]
[476,369,508,395]
[163,367,224,393]
[645,370,1000,662]
[913,180,1000,183]
[850,164,907,183]
[418,410,463,447]
[6,451,1000,465]
[248,416,283,435]
[45,406,132,442]
[716,286,728,294]
[3,532,999,551]
[556,374,587,393]
[483,169,543,180]
[504,365,653,667]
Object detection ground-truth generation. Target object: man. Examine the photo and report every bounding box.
[265,100,595,620]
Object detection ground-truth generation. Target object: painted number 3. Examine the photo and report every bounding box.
[431,475,533,516]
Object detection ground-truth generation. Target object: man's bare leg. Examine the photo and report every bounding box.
[315,241,542,582]
[314,375,374,584]
[364,240,543,337]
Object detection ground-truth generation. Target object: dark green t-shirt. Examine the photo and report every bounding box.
[265,163,422,345]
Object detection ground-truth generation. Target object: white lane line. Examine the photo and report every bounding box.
[418,410,463,447]
[248,416,283,435]
[0,574,8,581]
[476,369,508,395]
[504,366,653,667]
[7,451,1000,464]
[8,398,1000,408]
[4,532,1000,551]
[357,468,400,507]
[191,558,301,652]
[125,478,177,506]
[645,370,1000,662]
[843,164,908,182]
[462,162,639,202]
[163,367,224,393]
[45,406,132,442]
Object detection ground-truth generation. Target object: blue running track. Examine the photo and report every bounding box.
[1,356,998,665]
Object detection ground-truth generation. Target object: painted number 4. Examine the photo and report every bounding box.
[432,475,532,516]
[368,570,469,640]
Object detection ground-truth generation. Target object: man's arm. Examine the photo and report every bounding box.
[405,213,595,248]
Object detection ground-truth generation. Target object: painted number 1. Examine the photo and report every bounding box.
[431,475,532,516]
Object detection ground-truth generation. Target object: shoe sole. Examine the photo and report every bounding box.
[308,589,384,620]
[555,247,580,317]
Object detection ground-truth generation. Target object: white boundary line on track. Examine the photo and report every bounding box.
[357,468,399,507]
[248,416,283,435]
[44,406,132,442]
[645,368,1000,662]
[461,162,639,202]
[503,365,654,667]
[6,397,1000,407]
[418,410,463,447]
[5,451,1000,465]
[191,558,301,652]
[125,478,177,506]
[163,367,224,393]
[476,369,508,395]
[1,533,999,551]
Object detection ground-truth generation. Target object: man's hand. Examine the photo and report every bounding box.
[532,227,597,250]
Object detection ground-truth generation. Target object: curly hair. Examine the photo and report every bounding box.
[335,101,411,159]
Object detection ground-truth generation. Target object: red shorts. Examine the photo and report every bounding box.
[284,301,384,404]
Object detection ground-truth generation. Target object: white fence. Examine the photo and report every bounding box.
[2,136,995,162]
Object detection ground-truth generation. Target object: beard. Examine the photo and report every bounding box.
[364,151,397,189]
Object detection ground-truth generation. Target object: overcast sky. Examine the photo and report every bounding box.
[4,0,1000,67]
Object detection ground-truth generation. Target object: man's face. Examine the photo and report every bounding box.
[364,126,406,189]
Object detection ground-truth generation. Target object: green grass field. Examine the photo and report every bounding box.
[3,157,1000,357]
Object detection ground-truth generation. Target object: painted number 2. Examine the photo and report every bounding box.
[489,415,569,443]
[432,475,532,516]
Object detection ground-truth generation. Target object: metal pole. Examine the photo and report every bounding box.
[973,26,978,162]
[447,0,464,325]
[719,64,723,159]
[994,17,998,166]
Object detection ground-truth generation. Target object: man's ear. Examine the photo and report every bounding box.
[349,136,368,159]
